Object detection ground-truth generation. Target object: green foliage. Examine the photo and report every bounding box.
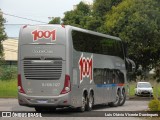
[105,0,160,69]
[90,0,122,32]
[148,97,160,111]
[154,60,160,83]
[93,0,111,17]
[93,0,122,17]
[0,66,17,80]
[62,0,122,32]
[49,17,61,24]
[0,10,7,57]
[62,2,91,28]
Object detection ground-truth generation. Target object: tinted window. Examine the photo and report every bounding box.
[72,30,124,59]
[93,68,124,84]
[138,83,151,88]
[93,69,103,84]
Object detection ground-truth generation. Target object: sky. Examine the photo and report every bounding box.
[0,0,93,38]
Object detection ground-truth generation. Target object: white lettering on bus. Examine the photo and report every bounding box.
[32,30,56,41]
[79,53,93,84]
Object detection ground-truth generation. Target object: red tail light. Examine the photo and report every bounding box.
[18,74,26,94]
[60,75,71,94]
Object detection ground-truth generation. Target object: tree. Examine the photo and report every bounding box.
[93,0,122,17]
[105,0,160,69]
[0,10,7,58]
[91,0,122,32]
[62,2,91,29]
[62,0,122,31]
[49,17,61,24]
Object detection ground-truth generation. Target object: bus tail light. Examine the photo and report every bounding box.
[60,75,71,94]
[18,74,26,94]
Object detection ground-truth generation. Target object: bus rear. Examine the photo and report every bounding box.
[18,25,71,111]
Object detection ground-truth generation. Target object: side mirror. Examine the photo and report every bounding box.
[125,58,136,73]
[122,41,128,58]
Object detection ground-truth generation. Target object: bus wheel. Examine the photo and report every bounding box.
[35,107,56,113]
[108,90,120,107]
[86,93,94,111]
[119,90,126,106]
[77,94,86,112]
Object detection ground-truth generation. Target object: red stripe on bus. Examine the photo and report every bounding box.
[117,83,124,86]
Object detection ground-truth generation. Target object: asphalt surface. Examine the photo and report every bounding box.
[0,98,152,120]
[0,98,150,111]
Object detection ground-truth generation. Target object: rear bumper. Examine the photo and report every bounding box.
[18,92,71,108]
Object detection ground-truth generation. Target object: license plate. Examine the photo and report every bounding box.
[143,91,148,93]
[37,100,48,103]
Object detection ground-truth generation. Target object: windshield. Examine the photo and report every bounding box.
[138,83,151,88]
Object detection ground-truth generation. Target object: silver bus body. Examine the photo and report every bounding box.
[18,25,128,111]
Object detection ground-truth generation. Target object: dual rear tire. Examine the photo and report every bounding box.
[109,89,126,107]
[78,92,94,112]
[119,90,126,106]
[86,93,94,111]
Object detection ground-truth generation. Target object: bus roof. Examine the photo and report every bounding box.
[20,24,121,41]
[66,25,121,41]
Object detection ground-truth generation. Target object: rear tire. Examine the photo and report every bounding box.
[86,93,94,111]
[77,94,86,112]
[35,107,56,113]
[108,90,120,107]
[119,90,126,106]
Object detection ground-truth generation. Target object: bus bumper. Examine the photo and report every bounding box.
[18,92,71,107]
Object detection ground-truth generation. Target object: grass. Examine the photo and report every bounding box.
[129,81,136,96]
[0,79,17,98]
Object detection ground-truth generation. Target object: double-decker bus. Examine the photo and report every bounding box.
[18,25,134,112]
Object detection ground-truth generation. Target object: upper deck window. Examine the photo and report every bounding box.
[72,30,124,59]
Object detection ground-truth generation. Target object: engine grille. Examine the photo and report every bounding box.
[23,57,62,80]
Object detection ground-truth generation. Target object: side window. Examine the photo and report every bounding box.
[72,30,124,59]
[103,69,107,84]
[93,69,103,84]
[94,68,125,84]
[116,70,125,84]
[116,41,124,59]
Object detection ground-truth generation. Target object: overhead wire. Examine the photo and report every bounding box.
[1,12,50,38]
[1,12,48,24]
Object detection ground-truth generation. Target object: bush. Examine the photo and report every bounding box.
[0,66,17,80]
[148,97,160,111]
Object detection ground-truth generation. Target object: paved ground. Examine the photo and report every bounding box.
[0,98,150,111]
[0,98,152,120]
